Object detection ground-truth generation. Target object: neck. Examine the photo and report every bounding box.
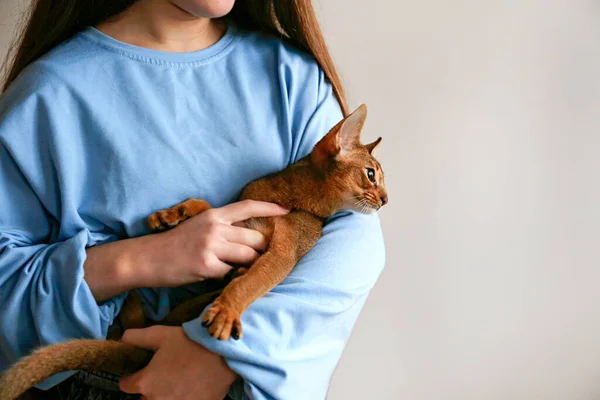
[96,0,226,53]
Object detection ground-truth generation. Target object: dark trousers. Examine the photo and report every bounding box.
[21,371,233,399]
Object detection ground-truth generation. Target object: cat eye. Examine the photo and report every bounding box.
[366,168,376,183]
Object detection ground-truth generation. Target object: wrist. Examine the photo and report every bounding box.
[181,328,238,382]
[84,232,169,302]
[117,232,170,288]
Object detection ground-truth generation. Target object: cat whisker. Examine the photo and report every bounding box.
[356,199,367,209]
[353,197,380,214]
[359,200,367,213]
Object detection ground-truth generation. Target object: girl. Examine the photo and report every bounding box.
[0,1,385,399]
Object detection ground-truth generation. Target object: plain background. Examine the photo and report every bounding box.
[2,1,599,399]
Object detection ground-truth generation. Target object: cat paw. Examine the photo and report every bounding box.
[147,199,212,232]
[201,302,243,341]
[147,207,186,232]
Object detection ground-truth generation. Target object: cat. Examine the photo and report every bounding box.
[0,104,387,400]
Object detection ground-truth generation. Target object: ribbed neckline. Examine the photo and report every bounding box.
[79,23,238,67]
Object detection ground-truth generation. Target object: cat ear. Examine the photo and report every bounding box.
[310,104,368,169]
[311,127,341,168]
[340,104,368,150]
[365,137,382,154]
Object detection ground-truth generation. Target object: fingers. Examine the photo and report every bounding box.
[121,326,168,350]
[214,200,288,224]
[201,255,234,279]
[215,241,261,265]
[219,224,268,252]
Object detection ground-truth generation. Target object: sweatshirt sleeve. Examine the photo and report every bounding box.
[183,62,386,399]
[0,66,126,389]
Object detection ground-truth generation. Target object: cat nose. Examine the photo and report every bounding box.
[381,196,388,206]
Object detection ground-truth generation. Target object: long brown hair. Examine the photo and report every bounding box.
[1,0,348,115]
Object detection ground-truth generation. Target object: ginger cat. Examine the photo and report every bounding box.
[0,104,387,400]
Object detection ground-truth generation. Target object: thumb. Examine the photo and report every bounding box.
[121,325,168,350]
[119,368,145,394]
[119,326,168,394]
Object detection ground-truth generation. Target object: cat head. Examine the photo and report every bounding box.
[311,104,388,214]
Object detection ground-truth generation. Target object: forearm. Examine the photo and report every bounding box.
[84,232,168,302]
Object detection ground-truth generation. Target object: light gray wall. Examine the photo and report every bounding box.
[319,1,600,399]
[2,1,599,399]
[0,1,24,61]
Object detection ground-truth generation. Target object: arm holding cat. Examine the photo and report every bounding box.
[184,212,386,399]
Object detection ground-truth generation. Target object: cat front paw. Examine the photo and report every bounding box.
[201,301,243,341]
[147,199,212,232]
[147,208,184,232]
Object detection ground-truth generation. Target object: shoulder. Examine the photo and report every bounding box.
[2,30,109,106]
[233,28,343,147]
[34,30,109,81]
[234,27,326,92]
[0,36,94,145]
[0,61,71,140]
[0,29,110,119]
[0,62,60,131]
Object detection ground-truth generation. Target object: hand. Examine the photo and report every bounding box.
[119,326,237,400]
[84,199,287,302]
[146,200,288,288]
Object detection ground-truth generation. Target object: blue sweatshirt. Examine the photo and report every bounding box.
[0,23,385,400]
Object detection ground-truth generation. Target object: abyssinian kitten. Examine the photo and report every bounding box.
[0,104,388,400]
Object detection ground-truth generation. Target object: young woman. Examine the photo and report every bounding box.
[0,1,386,399]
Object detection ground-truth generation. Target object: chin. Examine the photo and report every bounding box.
[172,0,235,18]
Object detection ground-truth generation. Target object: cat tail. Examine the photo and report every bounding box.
[0,339,153,400]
